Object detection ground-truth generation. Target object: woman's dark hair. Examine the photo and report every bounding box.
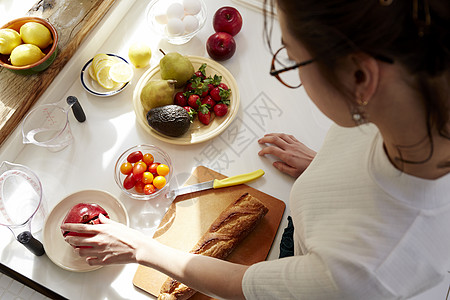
[264,0,450,166]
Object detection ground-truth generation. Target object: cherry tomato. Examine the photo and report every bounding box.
[123,173,137,190]
[144,184,156,195]
[142,172,154,184]
[120,162,133,175]
[127,151,143,163]
[143,153,154,165]
[134,181,145,194]
[157,164,170,176]
[148,163,160,174]
[153,176,166,189]
[133,161,147,177]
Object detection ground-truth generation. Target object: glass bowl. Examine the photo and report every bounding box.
[114,144,173,200]
[146,0,207,45]
[0,17,58,75]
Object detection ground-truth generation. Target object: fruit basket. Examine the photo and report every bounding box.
[0,16,58,75]
[133,55,240,145]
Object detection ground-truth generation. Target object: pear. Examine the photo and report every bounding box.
[159,51,194,88]
[140,79,176,112]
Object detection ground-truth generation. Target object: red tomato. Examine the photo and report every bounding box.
[127,151,143,163]
[133,161,147,177]
[148,163,160,174]
[120,162,133,175]
[144,184,156,195]
[134,181,145,193]
[143,153,154,165]
[123,174,137,190]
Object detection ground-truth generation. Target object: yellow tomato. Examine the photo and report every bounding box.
[153,176,166,189]
[157,164,170,176]
[142,172,154,184]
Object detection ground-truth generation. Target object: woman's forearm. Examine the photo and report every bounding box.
[138,238,248,300]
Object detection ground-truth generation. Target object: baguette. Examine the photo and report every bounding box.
[158,193,269,300]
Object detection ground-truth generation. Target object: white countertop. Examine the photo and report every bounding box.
[0,0,447,299]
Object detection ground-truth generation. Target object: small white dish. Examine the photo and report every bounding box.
[43,189,129,272]
[80,54,130,97]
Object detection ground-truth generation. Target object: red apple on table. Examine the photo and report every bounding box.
[213,6,243,36]
[206,32,236,61]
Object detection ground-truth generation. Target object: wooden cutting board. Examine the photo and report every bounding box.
[0,0,117,147]
[133,166,286,299]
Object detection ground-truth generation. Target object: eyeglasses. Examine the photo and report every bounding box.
[270,46,315,89]
[270,46,394,89]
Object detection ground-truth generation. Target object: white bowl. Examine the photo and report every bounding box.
[146,0,207,45]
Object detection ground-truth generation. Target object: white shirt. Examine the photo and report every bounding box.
[242,124,450,300]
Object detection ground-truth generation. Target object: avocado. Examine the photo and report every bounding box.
[147,105,191,137]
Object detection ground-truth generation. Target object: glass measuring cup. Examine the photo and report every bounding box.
[0,161,46,256]
[22,96,86,152]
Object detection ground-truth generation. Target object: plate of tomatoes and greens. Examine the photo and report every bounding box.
[132,56,240,145]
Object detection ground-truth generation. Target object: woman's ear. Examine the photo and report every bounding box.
[350,52,379,105]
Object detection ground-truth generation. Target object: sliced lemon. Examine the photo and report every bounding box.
[88,64,97,81]
[96,65,115,89]
[109,62,133,83]
[113,81,126,90]
[92,53,109,68]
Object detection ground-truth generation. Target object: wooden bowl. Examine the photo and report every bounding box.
[0,17,58,75]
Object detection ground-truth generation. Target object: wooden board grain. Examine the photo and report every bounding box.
[0,0,117,147]
[133,166,286,299]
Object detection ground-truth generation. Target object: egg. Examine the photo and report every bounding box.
[155,13,168,24]
[166,3,185,20]
[166,18,184,36]
[183,15,199,33]
[183,0,201,15]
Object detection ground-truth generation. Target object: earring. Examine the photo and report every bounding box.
[352,97,368,125]
[352,112,362,122]
[356,97,369,106]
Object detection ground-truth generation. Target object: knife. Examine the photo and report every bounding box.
[167,169,265,199]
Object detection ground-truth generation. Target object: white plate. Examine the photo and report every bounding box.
[42,190,129,272]
[80,54,130,97]
[133,56,240,145]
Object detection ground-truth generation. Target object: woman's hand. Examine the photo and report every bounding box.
[258,133,316,178]
[61,214,147,266]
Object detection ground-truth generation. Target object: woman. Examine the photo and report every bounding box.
[62,0,449,299]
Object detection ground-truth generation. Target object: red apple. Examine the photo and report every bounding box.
[206,32,236,61]
[213,6,243,36]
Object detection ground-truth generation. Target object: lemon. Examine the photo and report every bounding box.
[88,64,97,81]
[20,22,53,49]
[0,28,22,55]
[89,53,132,89]
[128,42,152,68]
[10,44,45,66]
[109,62,133,83]
[96,65,115,89]
[92,53,111,70]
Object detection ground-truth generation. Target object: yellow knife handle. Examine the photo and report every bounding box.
[213,169,265,189]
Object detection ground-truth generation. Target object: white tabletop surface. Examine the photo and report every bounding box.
[0,0,447,299]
